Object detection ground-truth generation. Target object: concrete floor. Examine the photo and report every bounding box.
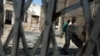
[1,25,78,55]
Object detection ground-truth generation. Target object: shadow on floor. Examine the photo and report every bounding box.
[5,47,79,55]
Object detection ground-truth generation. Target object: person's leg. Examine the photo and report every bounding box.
[71,33,83,48]
[63,34,70,54]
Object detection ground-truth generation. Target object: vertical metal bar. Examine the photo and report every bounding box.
[11,21,20,56]
[93,44,99,56]
[31,29,44,56]
[46,31,51,56]
[13,0,22,18]
[20,23,29,56]
[42,0,48,13]
[41,27,51,56]
[19,0,30,55]
[40,0,57,56]
[92,0,96,18]
[0,0,4,36]
[12,0,17,13]
[0,0,6,56]
[81,0,93,40]
[51,27,59,56]
[0,41,6,56]
[11,0,23,55]
[24,0,32,13]
[12,0,32,55]
[76,0,93,55]
[83,3,100,56]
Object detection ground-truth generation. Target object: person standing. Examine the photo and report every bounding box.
[63,17,83,54]
[62,19,70,54]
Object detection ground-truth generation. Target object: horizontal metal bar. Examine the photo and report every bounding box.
[54,2,81,20]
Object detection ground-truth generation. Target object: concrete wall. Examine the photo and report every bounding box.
[4,1,14,25]
[4,1,42,31]
[39,6,45,31]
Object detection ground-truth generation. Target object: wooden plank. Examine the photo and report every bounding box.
[40,0,57,56]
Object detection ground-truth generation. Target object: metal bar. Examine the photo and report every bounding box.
[12,0,17,14]
[81,0,93,36]
[40,0,57,56]
[51,27,59,56]
[0,0,4,37]
[11,0,32,56]
[0,0,6,56]
[76,0,93,55]
[20,23,29,56]
[3,26,14,49]
[20,0,31,54]
[24,0,32,13]
[40,27,51,56]
[93,44,99,56]
[11,0,23,55]
[53,2,81,22]
[42,0,48,13]
[13,0,23,18]
[11,21,20,56]
[4,0,32,47]
[76,43,87,56]
[31,29,44,56]
[0,41,6,56]
[83,3,100,56]
[92,0,96,17]
[46,31,51,55]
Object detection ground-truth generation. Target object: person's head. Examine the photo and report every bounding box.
[67,20,70,24]
[72,17,77,24]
